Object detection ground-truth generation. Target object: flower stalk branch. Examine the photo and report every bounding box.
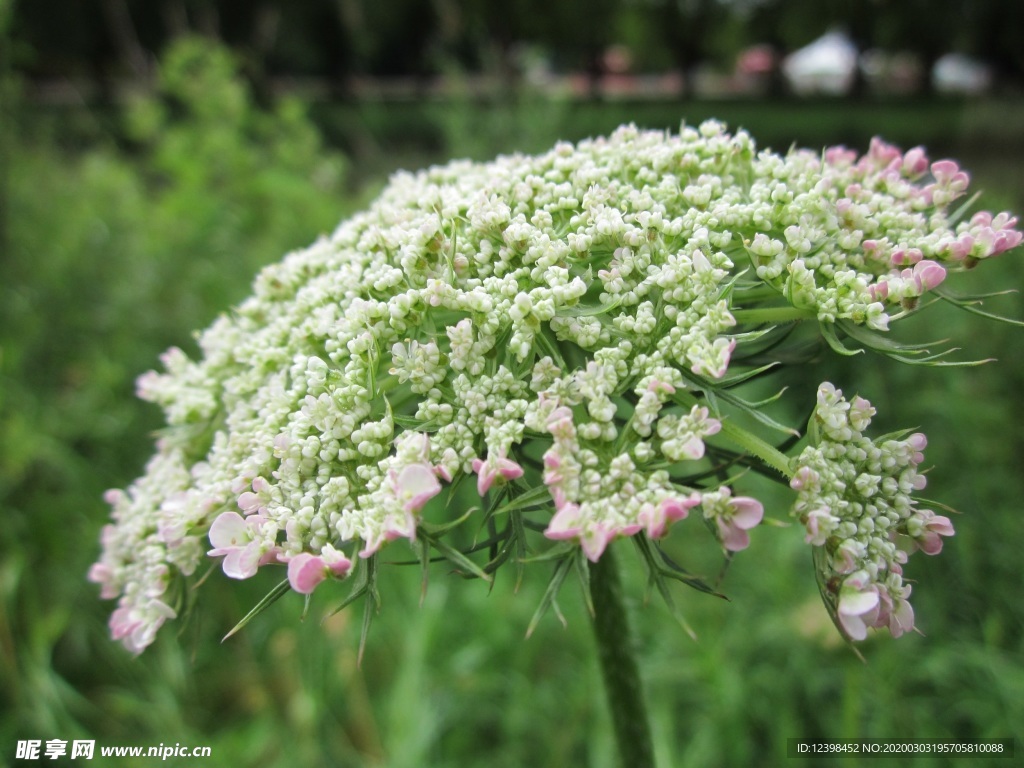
[717,418,794,479]
[731,306,818,324]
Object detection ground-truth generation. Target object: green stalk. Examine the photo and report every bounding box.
[732,306,817,324]
[718,418,793,478]
[589,548,656,768]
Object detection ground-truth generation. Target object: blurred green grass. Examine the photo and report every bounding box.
[3,38,1024,767]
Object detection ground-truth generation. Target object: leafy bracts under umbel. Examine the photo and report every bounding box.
[90,121,1020,653]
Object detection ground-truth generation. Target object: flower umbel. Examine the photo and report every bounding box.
[792,383,954,640]
[91,122,1018,652]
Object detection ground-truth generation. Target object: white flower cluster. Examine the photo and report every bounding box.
[790,384,954,640]
[91,121,1018,652]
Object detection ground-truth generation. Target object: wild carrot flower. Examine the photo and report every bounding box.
[91,122,1019,652]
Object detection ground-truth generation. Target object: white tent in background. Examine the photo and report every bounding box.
[782,31,858,96]
[932,53,992,95]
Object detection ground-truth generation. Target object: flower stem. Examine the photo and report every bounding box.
[718,418,793,478]
[589,548,656,768]
[732,306,817,324]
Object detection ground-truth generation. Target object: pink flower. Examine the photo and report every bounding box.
[852,582,915,639]
[639,494,700,539]
[287,544,352,594]
[89,524,121,599]
[542,451,564,485]
[237,476,271,515]
[803,508,834,547]
[156,492,193,546]
[704,488,764,552]
[471,452,525,496]
[109,599,177,655]
[867,279,888,302]
[901,146,929,177]
[545,501,583,541]
[691,338,737,379]
[931,159,970,192]
[972,211,1003,228]
[907,432,927,464]
[358,523,413,559]
[543,502,620,562]
[207,511,279,579]
[887,596,915,638]
[647,378,676,396]
[837,572,880,641]
[578,525,615,562]
[678,406,721,460]
[789,465,820,493]
[942,232,974,261]
[717,498,763,551]
[911,260,946,292]
[832,539,861,574]
[357,461,447,558]
[824,145,858,167]
[134,370,162,401]
[848,395,875,432]
[109,606,143,644]
[88,563,118,599]
[546,406,577,440]
[889,247,923,266]
[910,509,955,555]
[391,463,442,512]
[991,228,1023,256]
[970,218,1024,258]
[866,137,902,170]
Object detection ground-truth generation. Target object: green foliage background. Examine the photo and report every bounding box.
[3,36,1023,767]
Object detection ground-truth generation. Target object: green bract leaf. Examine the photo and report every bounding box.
[420,529,493,583]
[819,320,863,357]
[935,289,1024,327]
[526,554,575,638]
[222,578,291,643]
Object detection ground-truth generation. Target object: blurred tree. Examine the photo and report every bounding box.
[1,0,12,255]
[982,0,1024,85]
[100,0,151,77]
[649,0,735,75]
[421,0,620,88]
[6,0,1024,93]
[869,0,978,93]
